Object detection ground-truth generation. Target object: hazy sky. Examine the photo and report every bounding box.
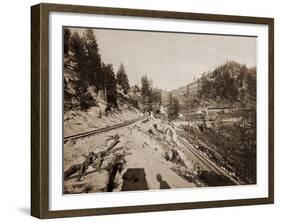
[69,27,256,91]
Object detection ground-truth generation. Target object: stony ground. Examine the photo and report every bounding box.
[64,113,207,194]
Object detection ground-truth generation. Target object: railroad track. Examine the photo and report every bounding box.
[177,136,241,185]
[64,115,148,143]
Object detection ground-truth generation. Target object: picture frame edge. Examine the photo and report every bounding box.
[268,17,274,206]
[31,3,42,218]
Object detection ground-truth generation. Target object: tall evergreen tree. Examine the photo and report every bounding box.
[69,30,103,110]
[167,93,179,120]
[140,75,151,99]
[116,63,130,94]
[174,98,180,119]
[70,31,88,97]
[167,93,174,120]
[246,67,256,99]
[83,29,102,89]
[101,63,118,110]
[64,28,71,55]
[70,31,85,71]
[151,88,162,105]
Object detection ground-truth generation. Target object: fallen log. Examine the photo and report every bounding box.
[64,135,120,181]
[95,135,120,170]
[95,153,103,170]
[101,135,120,155]
[76,152,97,181]
[64,168,106,181]
[64,164,81,180]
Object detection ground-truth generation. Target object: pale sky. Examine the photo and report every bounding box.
[69,27,256,91]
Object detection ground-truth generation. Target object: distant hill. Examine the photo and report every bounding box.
[163,61,256,112]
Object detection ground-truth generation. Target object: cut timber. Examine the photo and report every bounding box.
[65,168,106,181]
[101,135,120,155]
[76,152,97,181]
[95,135,120,170]
[64,135,120,181]
[64,164,81,180]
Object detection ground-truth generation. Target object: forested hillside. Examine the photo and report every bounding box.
[64,28,129,111]
[199,61,256,106]
[170,61,256,111]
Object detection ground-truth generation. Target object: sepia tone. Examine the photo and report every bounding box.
[31,3,274,218]
[63,27,257,194]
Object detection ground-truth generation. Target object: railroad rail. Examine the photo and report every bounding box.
[177,136,241,185]
[64,115,148,143]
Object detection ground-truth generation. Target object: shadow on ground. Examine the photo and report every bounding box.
[18,207,30,215]
[121,168,149,191]
[156,173,171,189]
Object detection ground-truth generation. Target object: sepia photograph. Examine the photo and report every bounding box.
[63,27,257,194]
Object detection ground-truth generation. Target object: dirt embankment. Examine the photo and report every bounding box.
[63,117,205,194]
[64,104,143,137]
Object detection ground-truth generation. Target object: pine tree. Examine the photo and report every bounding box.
[101,63,118,110]
[83,29,102,89]
[167,93,179,120]
[69,31,88,98]
[69,30,102,110]
[116,63,130,94]
[167,93,174,120]
[151,88,162,105]
[64,28,71,55]
[70,31,85,72]
[140,75,151,99]
[174,98,180,119]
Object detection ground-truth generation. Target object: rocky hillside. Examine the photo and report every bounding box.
[169,61,256,111]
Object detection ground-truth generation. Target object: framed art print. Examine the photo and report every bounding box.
[31,3,274,218]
